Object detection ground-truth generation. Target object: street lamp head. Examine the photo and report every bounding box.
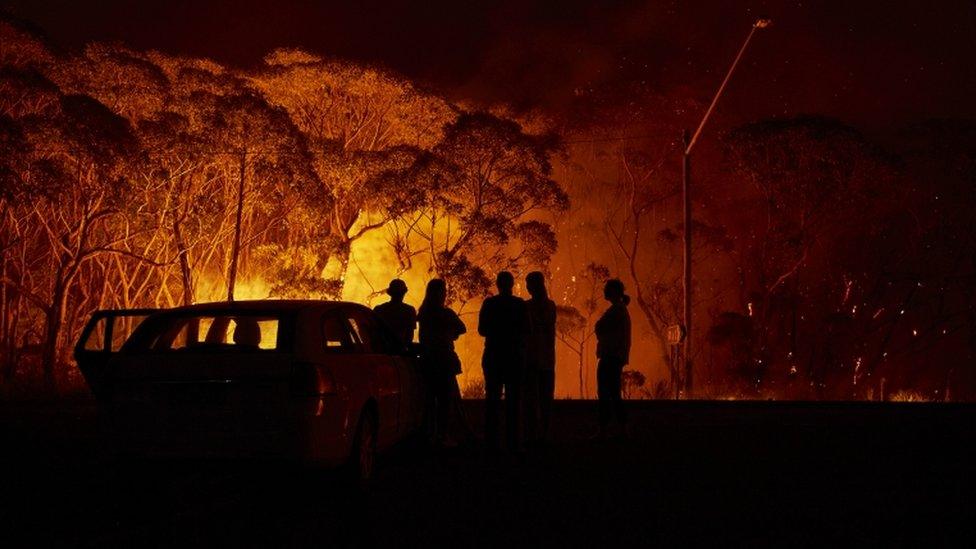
[754,18,772,29]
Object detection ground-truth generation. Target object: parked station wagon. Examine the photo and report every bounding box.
[74,300,425,480]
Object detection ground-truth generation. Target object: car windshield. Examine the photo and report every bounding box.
[130,313,285,352]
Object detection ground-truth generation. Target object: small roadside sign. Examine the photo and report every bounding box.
[667,324,685,345]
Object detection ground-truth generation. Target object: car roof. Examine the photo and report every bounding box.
[157,299,368,315]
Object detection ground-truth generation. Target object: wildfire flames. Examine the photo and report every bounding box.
[1,16,974,400]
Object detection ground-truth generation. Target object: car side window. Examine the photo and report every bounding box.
[347,309,398,355]
[146,315,280,352]
[345,316,372,353]
[110,315,149,351]
[321,313,355,353]
[82,317,108,351]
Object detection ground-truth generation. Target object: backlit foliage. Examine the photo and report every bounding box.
[2,15,973,400]
[0,21,565,391]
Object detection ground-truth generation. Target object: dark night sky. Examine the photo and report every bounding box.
[4,0,976,128]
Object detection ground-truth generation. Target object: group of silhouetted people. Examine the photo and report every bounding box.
[373,271,632,452]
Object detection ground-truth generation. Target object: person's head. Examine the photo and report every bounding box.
[232,317,261,348]
[604,278,629,305]
[420,278,447,313]
[386,278,408,301]
[496,271,515,295]
[526,271,547,299]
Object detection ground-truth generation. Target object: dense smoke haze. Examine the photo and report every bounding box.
[5,0,976,126]
[1,1,975,400]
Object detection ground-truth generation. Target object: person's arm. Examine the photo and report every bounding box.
[478,299,490,337]
[451,310,467,339]
[607,306,625,335]
[623,312,632,360]
[594,308,608,337]
[407,306,417,341]
[546,301,557,338]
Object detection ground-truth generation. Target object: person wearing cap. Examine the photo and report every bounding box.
[374,278,417,346]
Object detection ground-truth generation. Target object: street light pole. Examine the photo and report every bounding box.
[682,129,692,398]
[682,18,770,398]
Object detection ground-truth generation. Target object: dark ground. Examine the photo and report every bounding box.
[1,398,974,547]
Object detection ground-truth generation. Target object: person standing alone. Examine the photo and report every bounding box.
[524,271,557,444]
[594,278,631,439]
[478,271,529,452]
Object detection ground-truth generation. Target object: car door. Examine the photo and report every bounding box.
[344,308,402,445]
[74,309,156,400]
[369,314,423,435]
[114,311,296,448]
[317,310,372,434]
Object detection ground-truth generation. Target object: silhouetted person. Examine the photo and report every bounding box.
[374,278,417,346]
[478,271,529,451]
[524,271,557,443]
[594,278,631,438]
[233,317,261,350]
[418,278,468,446]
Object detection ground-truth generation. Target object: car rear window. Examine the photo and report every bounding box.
[81,314,152,352]
[132,313,286,353]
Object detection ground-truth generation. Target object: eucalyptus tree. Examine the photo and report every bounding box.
[724,116,897,395]
[199,91,319,300]
[16,94,139,390]
[395,112,569,303]
[251,50,455,294]
[47,43,169,123]
[555,262,609,398]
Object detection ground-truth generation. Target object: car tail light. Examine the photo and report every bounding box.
[290,361,336,396]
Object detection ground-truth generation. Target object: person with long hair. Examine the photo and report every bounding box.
[417,278,468,446]
[594,278,631,439]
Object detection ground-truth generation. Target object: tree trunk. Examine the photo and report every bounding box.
[578,347,585,399]
[0,257,9,382]
[5,294,22,382]
[332,238,352,299]
[41,277,68,393]
[227,151,246,302]
[172,214,193,306]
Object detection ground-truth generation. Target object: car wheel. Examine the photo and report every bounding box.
[349,409,377,484]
